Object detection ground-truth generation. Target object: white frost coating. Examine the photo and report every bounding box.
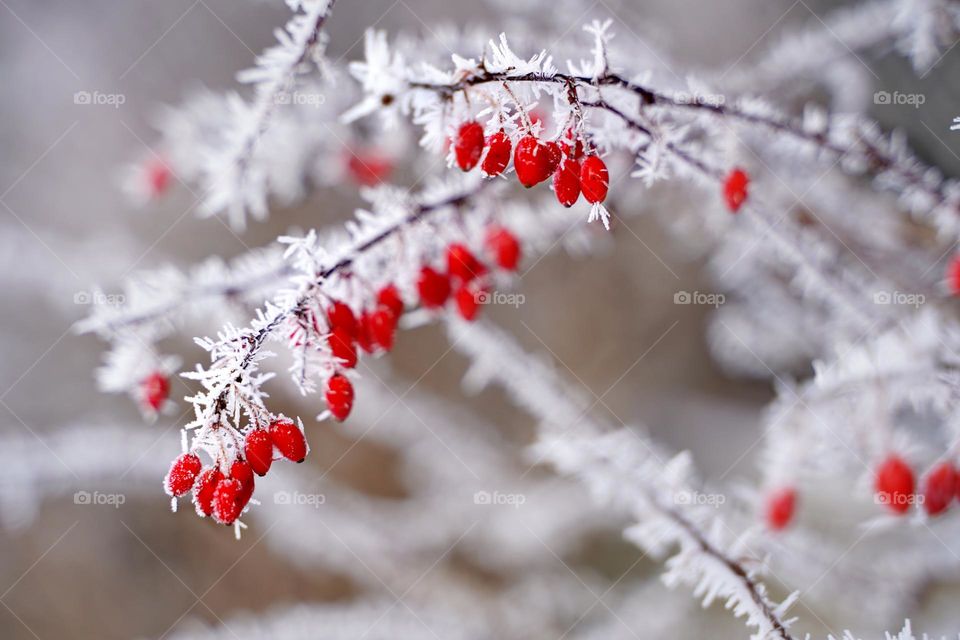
[447,318,797,640]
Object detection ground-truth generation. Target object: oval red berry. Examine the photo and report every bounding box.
[244,428,273,476]
[328,326,358,368]
[326,373,355,421]
[580,155,609,204]
[212,478,243,525]
[346,151,392,186]
[164,452,202,497]
[485,226,521,272]
[454,121,485,171]
[923,461,956,516]
[455,285,481,321]
[724,168,749,212]
[270,419,307,463]
[447,243,483,283]
[764,486,796,531]
[327,301,358,339]
[514,135,555,187]
[369,306,397,352]
[417,266,452,308]
[142,371,170,412]
[482,131,512,177]
[356,311,375,354]
[229,459,255,508]
[193,467,224,517]
[377,284,404,317]
[875,455,915,515]
[553,158,581,207]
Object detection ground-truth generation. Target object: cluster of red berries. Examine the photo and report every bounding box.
[452,121,609,209]
[416,226,522,322]
[322,285,404,421]
[163,417,307,525]
[140,371,170,412]
[875,455,958,517]
[166,223,523,526]
[322,225,520,419]
[723,167,749,213]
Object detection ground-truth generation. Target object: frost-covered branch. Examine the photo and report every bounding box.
[396,47,960,243]
[447,318,798,640]
[198,0,338,229]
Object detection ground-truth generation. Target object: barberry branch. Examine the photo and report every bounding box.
[408,67,960,240]
[447,317,798,640]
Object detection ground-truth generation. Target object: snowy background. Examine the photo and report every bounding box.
[1,0,960,638]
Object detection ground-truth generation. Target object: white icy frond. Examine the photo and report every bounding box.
[447,318,796,640]
[76,245,289,341]
[892,0,960,72]
[198,0,336,229]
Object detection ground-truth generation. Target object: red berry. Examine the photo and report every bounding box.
[146,157,171,198]
[346,150,392,186]
[454,121,485,171]
[326,373,354,421]
[764,487,796,531]
[580,155,609,204]
[244,428,273,476]
[327,301,358,339]
[946,256,960,296]
[724,168,749,212]
[923,461,957,516]
[377,284,404,317]
[417,266,451,308]
[230,459,255,508]
[369,306,397,351]
[455,285,481,321]
[875,455,915,515]
[141,371,170,412]
[270,419,307,463]
[328,326,357,368]
[485,226,521,271]
[447,243,484,283]
[514,135,556,187]
[358,312,377,354]
[164,452,202,497]
[553,157,581,207]
[193,467,224,517]
[212,478,243,525]
[482,131,512,177]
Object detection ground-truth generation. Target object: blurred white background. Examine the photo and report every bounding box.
[2,0,960,638]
